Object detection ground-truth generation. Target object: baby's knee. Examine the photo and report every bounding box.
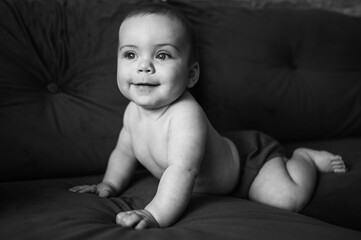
[277,197,303,212]
[276,190,309,212]
[250,187,307,212]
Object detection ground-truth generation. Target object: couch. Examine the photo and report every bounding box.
[1,0,361,239]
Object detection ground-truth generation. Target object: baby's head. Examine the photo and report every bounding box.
[120,3,199,64]
[117,3,200,110]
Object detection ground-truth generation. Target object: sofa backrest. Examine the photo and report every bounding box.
[1,0,361,181]
[187,2,361,140]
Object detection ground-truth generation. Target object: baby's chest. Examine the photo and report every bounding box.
[131,126,169,170]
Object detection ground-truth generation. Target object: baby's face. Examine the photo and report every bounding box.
[117,14,195,110]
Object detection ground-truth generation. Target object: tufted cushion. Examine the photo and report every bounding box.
[0,0,135,181]
[1,0,361,181]
[183,2,361,141]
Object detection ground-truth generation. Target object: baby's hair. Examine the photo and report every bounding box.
[120,3,199,64]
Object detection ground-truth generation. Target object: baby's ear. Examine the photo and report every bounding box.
[187,62,200,88]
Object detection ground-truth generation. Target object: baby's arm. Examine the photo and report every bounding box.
[115,163,199,229]
[70,106,138,197]
[101,125,138,196]
[148,107,207,227]
[144,161,200,227]
[117,103,207,228]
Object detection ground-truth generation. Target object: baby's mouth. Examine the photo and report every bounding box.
[133,82,160,87]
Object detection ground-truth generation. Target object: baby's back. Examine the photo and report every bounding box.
[193,119,240,195]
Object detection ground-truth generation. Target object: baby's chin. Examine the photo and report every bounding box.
[131,98,172,111]
[127,89,188,111]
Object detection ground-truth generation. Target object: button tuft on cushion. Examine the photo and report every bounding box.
[47,83,59,94]
[289,62,297,70]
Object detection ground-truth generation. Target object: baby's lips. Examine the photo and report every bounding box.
[133,82,160,86]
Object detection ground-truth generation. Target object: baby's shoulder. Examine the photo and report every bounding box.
[171,92,204,116]
[168,92,208,128]
[122,102,138,128]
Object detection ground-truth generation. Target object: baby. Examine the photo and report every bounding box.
[70,3,347,229]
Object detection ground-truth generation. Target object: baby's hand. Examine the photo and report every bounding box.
[69,182,117,198]
[116,209,159,230]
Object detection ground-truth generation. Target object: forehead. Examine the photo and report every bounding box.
[118,14,188,47]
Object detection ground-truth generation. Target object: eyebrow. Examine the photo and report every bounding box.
[118,44,137,51]
[118,43,180,52]
[156,44,180,52]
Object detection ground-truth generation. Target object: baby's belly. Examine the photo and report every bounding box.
[193,137,240,195]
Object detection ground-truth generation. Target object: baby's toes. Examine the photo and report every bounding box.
[333,168,347,173]
[330,158,347,173]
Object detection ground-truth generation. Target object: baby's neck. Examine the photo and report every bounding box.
[135,104,171,121]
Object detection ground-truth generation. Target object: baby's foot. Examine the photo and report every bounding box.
[294,148,347,173]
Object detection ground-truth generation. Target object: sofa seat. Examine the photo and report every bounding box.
[1,138,361,240]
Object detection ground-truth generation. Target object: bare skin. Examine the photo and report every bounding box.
[69,12,347,229]
[70,91,239,229]
[249,149,346,212]
[70,14,239,229]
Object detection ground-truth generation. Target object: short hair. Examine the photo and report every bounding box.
[120,3,199,64]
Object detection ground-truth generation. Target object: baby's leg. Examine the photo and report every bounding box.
[248,148,346,212]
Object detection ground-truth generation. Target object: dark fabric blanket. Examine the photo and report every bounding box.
[1,173,360,240]
[1,139,361,240]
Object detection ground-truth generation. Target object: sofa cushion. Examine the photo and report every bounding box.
[0,0,132,181]
[1,165,361,240]
[183,2,361,141]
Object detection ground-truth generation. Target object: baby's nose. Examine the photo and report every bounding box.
[138,60,155,74]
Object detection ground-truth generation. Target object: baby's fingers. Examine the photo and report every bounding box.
[134,219,151,230]
[69,185,83,192]
[96,183,116,198]
[69,185,97,193]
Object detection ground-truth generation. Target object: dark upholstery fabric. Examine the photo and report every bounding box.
[1,161,361,240]
[0,0,132,181]
[185,3,361,140]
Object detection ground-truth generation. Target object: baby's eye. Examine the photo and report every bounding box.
[123,52,136,60]
[156,52,171,60]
